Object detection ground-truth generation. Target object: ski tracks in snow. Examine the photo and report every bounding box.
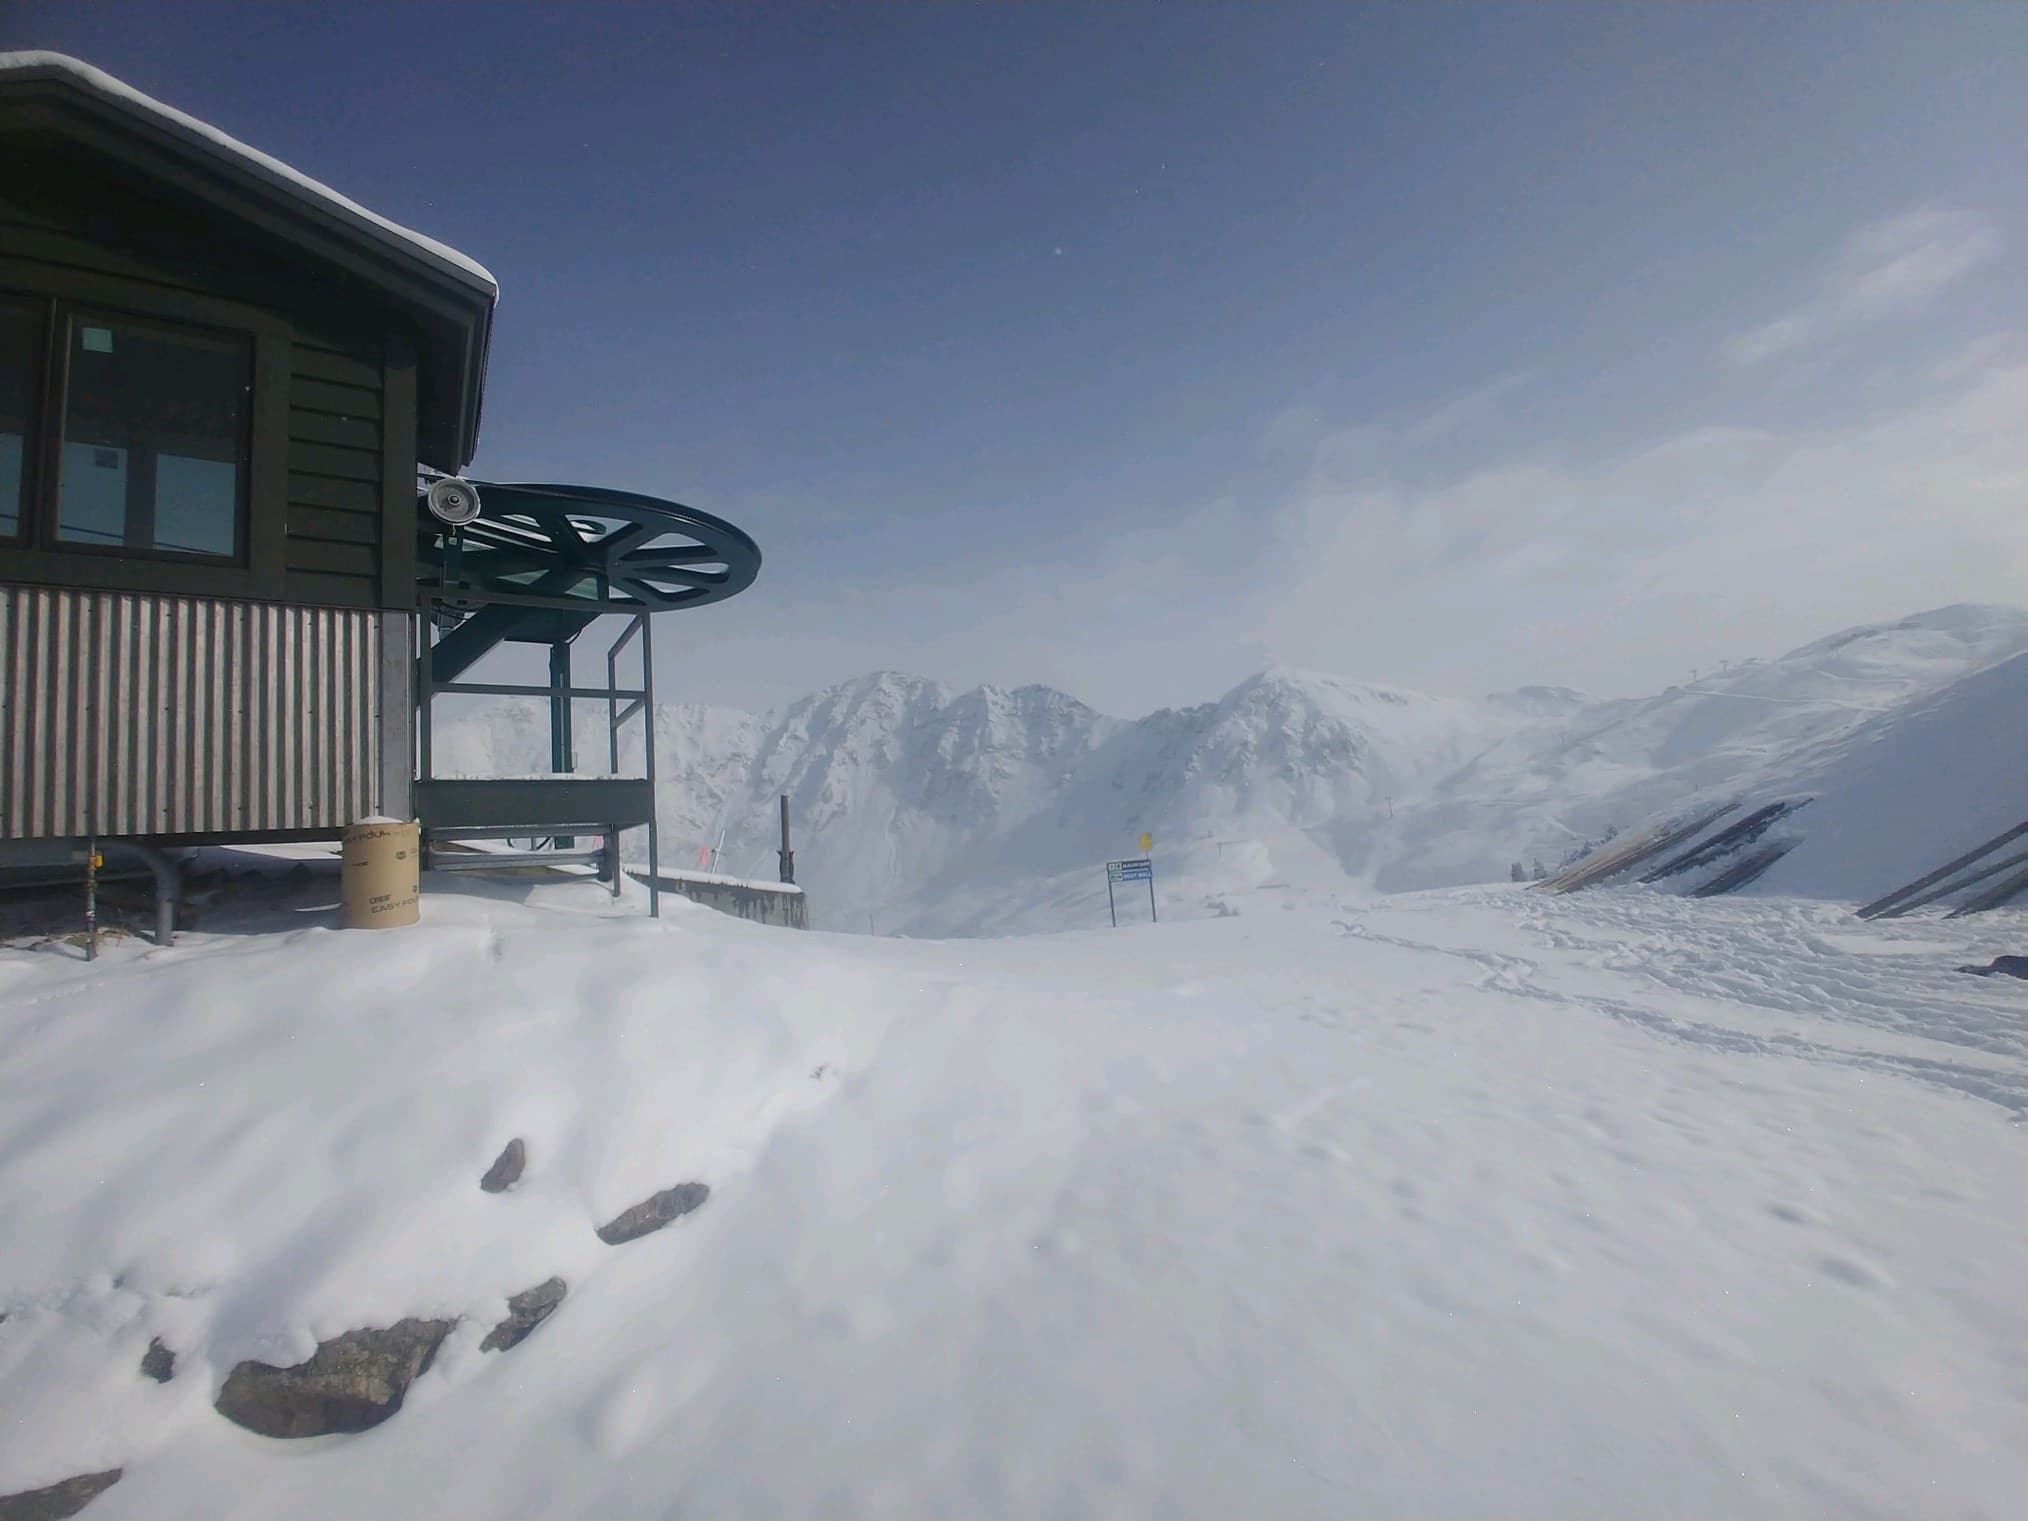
[1331,891,2028,1118]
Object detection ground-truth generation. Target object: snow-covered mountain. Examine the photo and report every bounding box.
[1383,603,2028,894]
[434,604,2028,934]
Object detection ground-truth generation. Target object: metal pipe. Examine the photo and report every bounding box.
[84,836,99,962]
[548,642,576,775]
[434,680,648,701]
[641,613,661,918]
[98,840,180,946]
[550,639,576,853]
[417,596,436,785]
[778,794,794,885]
[428,848,611,872]
[606,630,622,774]
[0,837,181,948]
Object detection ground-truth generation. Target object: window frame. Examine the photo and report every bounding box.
[0,254,290,602]
[0,289,46,548]
[41,302,255,566]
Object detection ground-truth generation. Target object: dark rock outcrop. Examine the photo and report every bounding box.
[480,1138,527,1193]
[1957,954,2028,979]
[596,1182,710,1245]
[214,1318,455,1438]
[479,1277,566,1353]
[139,1338,175,1383]
[0,1469,123,1520]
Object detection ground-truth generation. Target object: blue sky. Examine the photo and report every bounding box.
[12,2,2024,714]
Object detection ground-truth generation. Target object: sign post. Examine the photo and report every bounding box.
[1105,856,1156,926]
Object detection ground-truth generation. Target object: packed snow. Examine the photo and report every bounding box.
[1,870,2022,1518]
[8,600,2018,1516]
[433,603,2028,934]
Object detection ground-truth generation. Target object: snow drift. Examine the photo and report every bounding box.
[1,875,2022,1518]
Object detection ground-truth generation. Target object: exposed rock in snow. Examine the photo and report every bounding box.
[595,1183,710,1246]
[1958,955,2028,979]
[138,1339,173,1384]
[479,1138,526,1194]
[0,1469,121,1521]
[480,1278,567,1353]
[213,1318,456,1438]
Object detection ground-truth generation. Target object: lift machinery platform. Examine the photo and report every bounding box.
[412,478,761,913]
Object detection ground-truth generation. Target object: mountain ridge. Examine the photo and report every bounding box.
[432,602,2028,933]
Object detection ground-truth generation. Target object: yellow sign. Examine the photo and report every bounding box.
[1139,832,1153,853]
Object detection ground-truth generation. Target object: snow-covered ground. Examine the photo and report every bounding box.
[2,870,2022,1518]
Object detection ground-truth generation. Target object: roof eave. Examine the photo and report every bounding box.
[0,53,497,467]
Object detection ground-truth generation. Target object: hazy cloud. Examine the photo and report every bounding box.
[1721,207,1997,367]
[669,343,2028,718]
[1403,370,1535,446]
[1251,343,2028,700]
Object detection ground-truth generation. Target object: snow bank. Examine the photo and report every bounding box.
[1752,651,2028,901]
[2,879,2023,1517]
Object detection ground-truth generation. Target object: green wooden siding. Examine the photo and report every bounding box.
[2,200,423,613]
[284,336,394,609]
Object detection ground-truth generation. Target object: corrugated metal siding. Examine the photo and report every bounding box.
[0,587,386,839]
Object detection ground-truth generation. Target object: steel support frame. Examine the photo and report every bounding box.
[605,614,660,916]
[415,593,661,916]
[550,639,577,850]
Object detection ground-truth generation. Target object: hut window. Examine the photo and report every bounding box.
[0,295,37,542]
[54,311,251,560]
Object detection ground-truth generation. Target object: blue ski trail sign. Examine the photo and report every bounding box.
[1105,857,1157,925]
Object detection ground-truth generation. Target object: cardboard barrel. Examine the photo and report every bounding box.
[341,818,420,929]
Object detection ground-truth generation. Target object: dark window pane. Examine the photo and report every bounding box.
[56,314,249,558]
[0,297,36,540]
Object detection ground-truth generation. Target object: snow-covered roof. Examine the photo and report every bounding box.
[0,50,497,298]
